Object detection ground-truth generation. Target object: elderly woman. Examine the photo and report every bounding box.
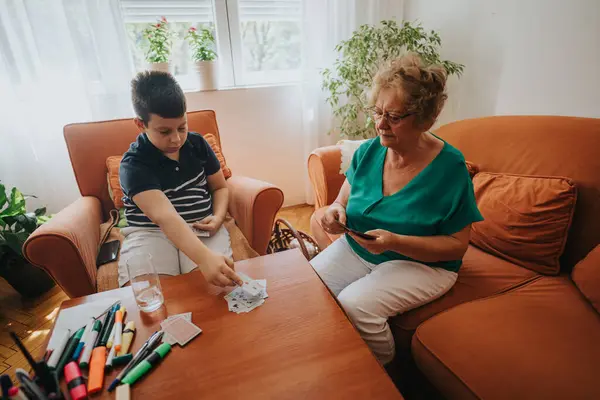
[310,53,483,365]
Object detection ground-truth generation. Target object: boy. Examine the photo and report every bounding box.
[117,71,242,288]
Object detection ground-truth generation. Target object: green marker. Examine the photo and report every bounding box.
[79,320,102,369]
[121,343,171,386]
[112,353,133,367]
[55,327,85,378]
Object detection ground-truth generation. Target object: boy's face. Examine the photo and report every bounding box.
[136,113,188,155]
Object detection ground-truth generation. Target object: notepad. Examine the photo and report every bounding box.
[46,297,120,350]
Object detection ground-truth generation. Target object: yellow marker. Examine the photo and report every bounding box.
[118,321,135,357]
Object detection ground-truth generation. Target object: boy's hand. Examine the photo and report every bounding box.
[199,251,243,287]
[193,215,224,237]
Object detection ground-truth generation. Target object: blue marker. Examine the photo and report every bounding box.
[73,317,95,361]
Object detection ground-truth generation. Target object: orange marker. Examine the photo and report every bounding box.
[114,310,123,352]
[87,346,106,394]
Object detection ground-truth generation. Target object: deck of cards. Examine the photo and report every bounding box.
[224,272,268,314]
[161,312,202,346]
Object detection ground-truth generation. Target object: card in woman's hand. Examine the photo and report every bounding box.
[335,220,377,240]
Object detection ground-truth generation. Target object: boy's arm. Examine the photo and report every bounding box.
[193,170,228,236]
[132,189,242,287]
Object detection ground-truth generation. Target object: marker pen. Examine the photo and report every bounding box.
[64,361,87,400]
[7,386,27,400]
[105,344,116,372]
[87,346,106,394]
[113,310,123,352]
[98,303,119,348]
[107,330,163,392]
[79,320,102,369]
[73,317,94,361]
[56,327,85,378]
[47,329,70,369]
[121,343,171,386]
[118,321,135,356]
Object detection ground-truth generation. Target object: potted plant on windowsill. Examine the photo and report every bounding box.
[0,183,55,298]
[186,27,219,91]
[143,16,173,73]
[322,20,465,139]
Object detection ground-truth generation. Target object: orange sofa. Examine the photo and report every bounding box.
[24,110,284,298]
[308,116,600,399]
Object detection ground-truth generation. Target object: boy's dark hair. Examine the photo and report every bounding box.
[131,71,186,126]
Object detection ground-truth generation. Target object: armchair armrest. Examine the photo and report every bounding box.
[23,197,103,298]
[227,176,284,255]
[307,145,345,209]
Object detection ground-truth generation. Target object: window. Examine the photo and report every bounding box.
[119,0,302,89]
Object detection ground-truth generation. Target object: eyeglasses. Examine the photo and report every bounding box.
[367,107,413,125]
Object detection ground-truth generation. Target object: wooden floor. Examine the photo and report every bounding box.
[0,204,314,380]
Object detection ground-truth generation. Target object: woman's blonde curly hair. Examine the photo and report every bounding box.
[369,52,448,127]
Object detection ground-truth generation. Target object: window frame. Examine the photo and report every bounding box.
[120,0,302,90]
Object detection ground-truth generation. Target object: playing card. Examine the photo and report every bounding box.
[162,316,202,346]
[162,312,193,344]
[224,273,268,314]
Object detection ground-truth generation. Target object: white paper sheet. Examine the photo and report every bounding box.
[46,297,120,350]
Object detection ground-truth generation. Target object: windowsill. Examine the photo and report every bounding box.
[183,81,301,94]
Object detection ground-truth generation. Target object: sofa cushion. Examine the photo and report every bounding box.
[390,245,538,353]
[106,156,125,209]
[105,133,232,209]
[572,244,600,313]
[471,172,577,275]
[412,276,600,400]
[203,133,232,179]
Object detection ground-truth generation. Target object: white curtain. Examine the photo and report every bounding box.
[301,0,404,205]
[0,0,134,212]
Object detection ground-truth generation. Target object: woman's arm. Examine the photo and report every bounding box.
[349,225,471,263]
[321,179,351,233]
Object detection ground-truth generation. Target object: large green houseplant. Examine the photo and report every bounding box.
[0,183,55,297]
[322,20,465,139]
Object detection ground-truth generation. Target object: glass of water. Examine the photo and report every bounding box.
[126,254,164,313]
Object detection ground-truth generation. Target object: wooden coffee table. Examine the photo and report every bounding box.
[49,249,401,399]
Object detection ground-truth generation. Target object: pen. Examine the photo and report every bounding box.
[107,330,164,392]
[56,327,85,378]
[79,319,102,368]
[14,369,47,400]
[122,343,171,386]
[73,317,94,361]
[105,344,116,372]
[9,332,61,397]
[99,303,120,347]
[47,329,70,369]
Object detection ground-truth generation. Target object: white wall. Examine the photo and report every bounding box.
[404,0,600,127]
[186,85,306,206]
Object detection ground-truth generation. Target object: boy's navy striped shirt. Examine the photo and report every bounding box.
[119,132,220,227]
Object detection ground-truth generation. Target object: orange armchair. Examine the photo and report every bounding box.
[24,111,283,298]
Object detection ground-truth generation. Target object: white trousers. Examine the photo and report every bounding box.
[310,236,457,365]
[118,224,232,287]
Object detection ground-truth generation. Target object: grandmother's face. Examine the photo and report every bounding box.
[374,87,421,149]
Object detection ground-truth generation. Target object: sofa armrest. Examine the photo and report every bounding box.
[308,145,345,209]
[23,197,103,298]
[227,176,284,255]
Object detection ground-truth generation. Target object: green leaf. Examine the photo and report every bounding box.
[0,183,7,211]
[34,207,46,217]
[2,231,28,258]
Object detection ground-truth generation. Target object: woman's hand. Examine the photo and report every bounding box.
[321,202,347,235]
[193,215,224,237]
[348,229,395,254]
